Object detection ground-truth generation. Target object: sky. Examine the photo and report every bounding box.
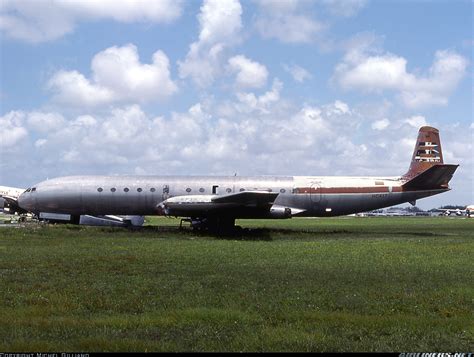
[0,0,472,210]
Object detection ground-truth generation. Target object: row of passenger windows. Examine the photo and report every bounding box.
[97,187,152,193]
[97,187,287,194]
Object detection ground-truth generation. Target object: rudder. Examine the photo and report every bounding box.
[403,126,443,180]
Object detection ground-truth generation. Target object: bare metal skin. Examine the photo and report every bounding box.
[18,127,458,232]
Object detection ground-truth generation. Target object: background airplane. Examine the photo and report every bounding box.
[0,185,27,214]
[17,126,458,233]
[467,205,474,217]
[437,205,474,217]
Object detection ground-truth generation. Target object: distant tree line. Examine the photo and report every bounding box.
[427,205,466,212]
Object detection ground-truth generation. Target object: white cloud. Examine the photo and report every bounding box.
[0,0,183,43]
[0,97,355,177]
[34,139,47,148]
[47,44,177,107]
[404,115,427,128]
[372,118,390,131]
[322,0,367,17]
[255,0,324,44]
[91,45,178,101]
[178,0,242,87]
[0,111,28,148]
[283,64,312,83]
[228,55,268,88]
[27,112,65,133]
[197,0,243,45]
[328,100,351,115]
[334,40,468,109]
[399,50,469,108]
[234,78,283,114]
[74,115,97,127]
[47,70,114,107]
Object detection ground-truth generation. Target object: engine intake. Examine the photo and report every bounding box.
[269,205,292,218]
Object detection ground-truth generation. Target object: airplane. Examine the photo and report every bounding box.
[17,126,459,234]
[437,205,474,217]
[0,185,28,214]
[467,205,474,217]
[466,205,474,217]
[437,208,464,216]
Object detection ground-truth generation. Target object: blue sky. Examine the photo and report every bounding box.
[0,0,472,209]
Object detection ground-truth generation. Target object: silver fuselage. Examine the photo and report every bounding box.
[18,175,447,218]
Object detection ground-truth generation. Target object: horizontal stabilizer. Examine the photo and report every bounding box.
[212,191,279,206]
[402,164,458,190]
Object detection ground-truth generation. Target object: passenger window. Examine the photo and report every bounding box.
[97,188,103,192]
[150,188,156,192]
[137,188,143,192]
[124,188,129,192]
[199,188,205,193]
[186,188,192,193]
[111,188,116,192]
[226,188,232,193]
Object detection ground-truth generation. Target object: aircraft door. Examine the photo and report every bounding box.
[162,184,170,201]
[310,182,321,203]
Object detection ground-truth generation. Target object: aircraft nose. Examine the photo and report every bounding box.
[18,192,35,212]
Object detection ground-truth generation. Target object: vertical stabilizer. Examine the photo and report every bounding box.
[403,126,443,180]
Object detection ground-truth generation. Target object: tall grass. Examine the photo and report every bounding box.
[0,217,472,351]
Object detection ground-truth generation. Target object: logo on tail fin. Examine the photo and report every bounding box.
[403,126,444,180]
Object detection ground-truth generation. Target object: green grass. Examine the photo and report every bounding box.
[0,217,473,351]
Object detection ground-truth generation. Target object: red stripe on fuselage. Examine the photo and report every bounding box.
[295,186,403,194]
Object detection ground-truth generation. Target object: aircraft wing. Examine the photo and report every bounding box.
[158,191,298,218]
[211,191,279,206]
[1,195,19,205]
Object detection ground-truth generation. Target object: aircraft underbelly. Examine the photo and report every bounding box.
[317,192,403,216]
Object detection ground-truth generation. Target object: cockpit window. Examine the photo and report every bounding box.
[26,188,31,192]
[31,187,36,192]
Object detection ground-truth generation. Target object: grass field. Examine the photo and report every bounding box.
[0,217,473,352]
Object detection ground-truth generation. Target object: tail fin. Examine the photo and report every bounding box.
[402,126,459,189]
[403,126,444,180]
